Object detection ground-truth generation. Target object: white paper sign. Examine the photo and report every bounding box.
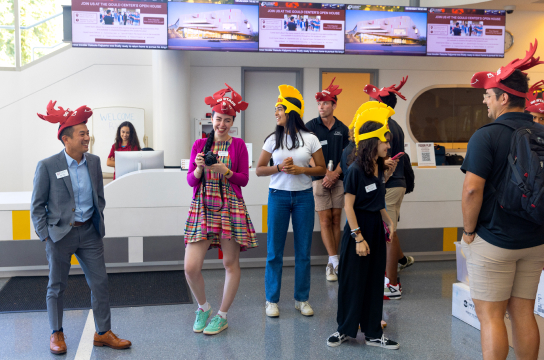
[180,159,190,170]
[404,142,412,160]
[416,142,436,168]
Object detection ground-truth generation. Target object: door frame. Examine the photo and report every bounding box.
[241,67,303,140]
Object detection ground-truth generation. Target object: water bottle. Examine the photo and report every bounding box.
[327,160,334,172]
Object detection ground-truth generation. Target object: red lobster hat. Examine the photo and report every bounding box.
[470,39,544,97]
[37,101,93,140]
[526,80,544,114]
[364,76,408,102]
[315,77,342,104]
[204,83,248,117]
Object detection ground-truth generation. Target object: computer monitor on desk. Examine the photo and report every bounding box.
[115,151,164,179]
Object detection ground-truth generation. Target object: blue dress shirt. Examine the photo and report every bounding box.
[64,150,94,222]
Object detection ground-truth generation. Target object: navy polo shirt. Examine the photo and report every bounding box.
[461,112,544,249]
[306,116,350,181]
[386,118,406,189]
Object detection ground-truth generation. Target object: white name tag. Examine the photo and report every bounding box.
[320,140,328,146]
[218,151,229,157]
[56,170,69,179]
[365,183,377,193]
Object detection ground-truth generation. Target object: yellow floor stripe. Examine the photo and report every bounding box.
[443,227,458,252]
[262,205,268,233]
[71,255,79,265]
[12,210,30,240]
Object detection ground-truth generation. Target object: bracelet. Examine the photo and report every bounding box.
[351,227,360,232]
[277,165,280,172]
[463,229,476,236]
[355,240,365,244]
[225,169,231,177]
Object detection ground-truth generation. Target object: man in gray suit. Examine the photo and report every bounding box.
[31,101,131,355]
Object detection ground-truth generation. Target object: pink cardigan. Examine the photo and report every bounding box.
[187,137,249,199]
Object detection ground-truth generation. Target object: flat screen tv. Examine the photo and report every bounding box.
[427,8,506,58]
[259,2,346,54]
[344,5,427,56]
[71,0,168,49]
[167,0,259,52]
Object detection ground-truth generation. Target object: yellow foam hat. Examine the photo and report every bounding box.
[353,101,395,145]
[275,85,304,118]
[349,101,389,129]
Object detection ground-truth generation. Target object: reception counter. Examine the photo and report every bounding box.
[0,167,465,275]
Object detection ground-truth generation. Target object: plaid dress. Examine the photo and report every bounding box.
[184,140,258,251]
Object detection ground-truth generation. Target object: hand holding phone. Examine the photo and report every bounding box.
[391,152,405,161]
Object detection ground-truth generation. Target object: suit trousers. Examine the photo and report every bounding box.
[45,221,111,332]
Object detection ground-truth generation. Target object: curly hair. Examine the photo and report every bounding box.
[114,121,141,150]
[347,121,392,177]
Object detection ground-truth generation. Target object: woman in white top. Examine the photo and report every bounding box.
[256,85,326,318]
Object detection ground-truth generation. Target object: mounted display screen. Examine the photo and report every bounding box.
[71,0,168,49]
[427,8,506,58]
[167,0,259,52]
[344,5,428,56]
[258,2,346,54]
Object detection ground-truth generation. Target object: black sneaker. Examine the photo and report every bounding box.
[365,335,400,350]
[327,332,347,347]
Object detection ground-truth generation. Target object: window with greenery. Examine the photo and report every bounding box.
[409,87,491,143]
[0,0,69,68]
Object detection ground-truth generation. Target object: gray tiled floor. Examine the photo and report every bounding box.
[0,262,516,359]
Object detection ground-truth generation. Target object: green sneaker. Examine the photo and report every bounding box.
[193,307,212,333]
[203,315,228,335]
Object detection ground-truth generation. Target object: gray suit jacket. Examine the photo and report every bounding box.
[31,150,106,242]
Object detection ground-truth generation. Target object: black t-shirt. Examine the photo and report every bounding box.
[386,118,406,189]
[306,116,350,181]
[287,22,297,31]
[453,27,462,35]
[461,112,544,249]
[104,14,114,25]
[344,161,386,212]
[340,141,355,177]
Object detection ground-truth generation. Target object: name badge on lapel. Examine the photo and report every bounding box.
[320,140,328,146]
[365,183,377,193]
[56,170,69,179]
[218,151,229,157]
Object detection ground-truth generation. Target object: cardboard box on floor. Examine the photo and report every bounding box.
[453,271,544,359]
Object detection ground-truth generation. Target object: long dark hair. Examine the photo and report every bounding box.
[348,121,392,177]
[264,97,311,151]
[114,121,141,150]
[203,111,236,153]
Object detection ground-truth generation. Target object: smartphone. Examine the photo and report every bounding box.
[391,152,405,161]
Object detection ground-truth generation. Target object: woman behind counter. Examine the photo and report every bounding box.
[106,121,141,180]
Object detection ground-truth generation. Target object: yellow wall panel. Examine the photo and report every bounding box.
[12,210,31,240]
[71,255,79,265]
[262,205,268,233]
[321,72,371,127]
[443,227,458,252]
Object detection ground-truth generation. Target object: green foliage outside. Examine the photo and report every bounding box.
[0,0,69,67]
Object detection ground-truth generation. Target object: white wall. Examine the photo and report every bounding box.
[1,10,544,192]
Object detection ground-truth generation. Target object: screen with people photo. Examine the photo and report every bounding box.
[167,0,259,52]
[259,2,345,54]
[427,8,506,57]
[344,5,427,56]
[71,0,168,49]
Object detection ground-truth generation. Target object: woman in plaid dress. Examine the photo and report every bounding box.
[184,84,257,335]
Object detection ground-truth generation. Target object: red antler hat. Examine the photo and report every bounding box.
[364,76,408,102]
[315,77,342,104]
[470,39,544,97]
[204,83,248,117]
[37,101,93,140]
[526,80,544,114]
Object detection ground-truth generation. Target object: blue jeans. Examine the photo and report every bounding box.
[265,188,315,303]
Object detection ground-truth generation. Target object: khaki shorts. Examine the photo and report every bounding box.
[461,234,544,301]
[385,187,405,230]
[312,179,344,212]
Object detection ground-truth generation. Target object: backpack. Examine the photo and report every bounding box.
[403,154,415,194]
[481,119,544,225]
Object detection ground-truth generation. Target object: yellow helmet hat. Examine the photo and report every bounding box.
[275,85,305,118]
[349,101,389,130]
[353,101,395,146]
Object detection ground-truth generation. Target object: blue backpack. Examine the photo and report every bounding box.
[482,119,544,225]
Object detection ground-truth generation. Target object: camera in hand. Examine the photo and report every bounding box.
[204,151,218,166]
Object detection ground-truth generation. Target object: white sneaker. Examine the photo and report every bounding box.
[326,263,338,282]
[295,301,314,316]
[398,256,415,272]
[384,283,402,300]
[265,301,279,317]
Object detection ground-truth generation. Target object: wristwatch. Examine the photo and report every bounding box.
[463,229,476,236]
[350,228,361,239]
